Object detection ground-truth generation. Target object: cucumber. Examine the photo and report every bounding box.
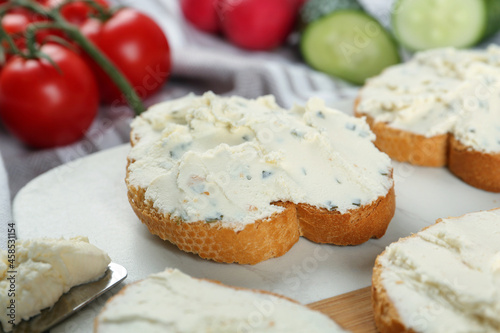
[393,0,500,51]
[300,8,401,85]
[484,0,500,38]
[300,0,362,25]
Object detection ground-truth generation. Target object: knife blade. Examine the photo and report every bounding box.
[6,262,127,333]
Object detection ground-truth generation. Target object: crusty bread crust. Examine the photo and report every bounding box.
[127,184,300,265]
[355,97,500,192]
[127,180,395,264]
[372,255,416,333]
[354,97,449,167]
[448,136,500,192]
[372,224,437,333]
[297,186,395,245]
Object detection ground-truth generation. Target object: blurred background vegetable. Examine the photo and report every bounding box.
[392,0,500,51]
[299,0,400,85]
[180,0,219,33]
[181,0,299,50]
[180,0,500,86]
[217,0,297,50]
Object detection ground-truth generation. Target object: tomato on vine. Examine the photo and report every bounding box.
[1,11,30,50]
[81,8,171,104]
[0,0,169,148]
[0,44,99,148]
[45,0,109,26]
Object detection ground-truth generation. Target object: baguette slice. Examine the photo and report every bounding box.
[126,93,396,264]
[448,136,500,192]
[354,46,500,192]
[372,208,500,333]
[127,181,395,264]
[127,184,300,265]
[354,98,449,168]
[355,100,500,191]
[94,268,348,333]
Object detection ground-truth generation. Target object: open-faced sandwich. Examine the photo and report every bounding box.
[126,92,395,264]
[356,46,500,192]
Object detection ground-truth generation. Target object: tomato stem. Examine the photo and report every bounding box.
[0,23,21,56]
[0,3,13,15]
[24,23,41,57]
[66,26,146,114]
[11,0,145,115]
[79,0,112,21]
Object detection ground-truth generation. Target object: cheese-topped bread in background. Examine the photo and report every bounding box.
[94,268,348,333]
[372,208,500,333]
[356,46,500,192]
[0,237,110,332]
[126,92,395,264]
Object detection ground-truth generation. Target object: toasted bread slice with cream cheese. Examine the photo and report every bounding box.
[355,46,500,192]
[372,208,500,333]
[94,268,348,332]
[354,98,449,167]
[126,92,395,264]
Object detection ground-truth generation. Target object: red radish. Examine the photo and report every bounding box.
[293,0,308,11]
[181,0,220,33]
[218,0,296,50]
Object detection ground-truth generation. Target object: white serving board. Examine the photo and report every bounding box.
[13,99,500,332]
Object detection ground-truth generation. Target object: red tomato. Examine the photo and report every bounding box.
[1,11,32,51]
[1,12,31,35]
[218,0,296,50]
[46,0,109,26]
[80,8,171,104]
[0,44,99,148]
[1,7,57,53]
[181,0,220,33]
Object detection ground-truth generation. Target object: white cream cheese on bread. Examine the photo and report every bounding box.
[358,45,500,153]
[0,237,111,332]
[95,268,347,332]
[127,92,393,230]
[378,209,500,332]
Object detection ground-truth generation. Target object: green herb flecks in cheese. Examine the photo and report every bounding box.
[127,92,392,230]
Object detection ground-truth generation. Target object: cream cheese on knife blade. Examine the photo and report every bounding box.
[0,236,110,332]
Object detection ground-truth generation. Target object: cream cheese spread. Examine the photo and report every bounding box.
[95,268,347,333]
[127,92,393,230]
[358,45,500,153]
[0,237,111,332]
[378,209,500,332]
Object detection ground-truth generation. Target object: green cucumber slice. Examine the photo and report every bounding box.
[300,10,401,85]
[300,0,362,25]
[482,0,500,39]
[392,0,488,51]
